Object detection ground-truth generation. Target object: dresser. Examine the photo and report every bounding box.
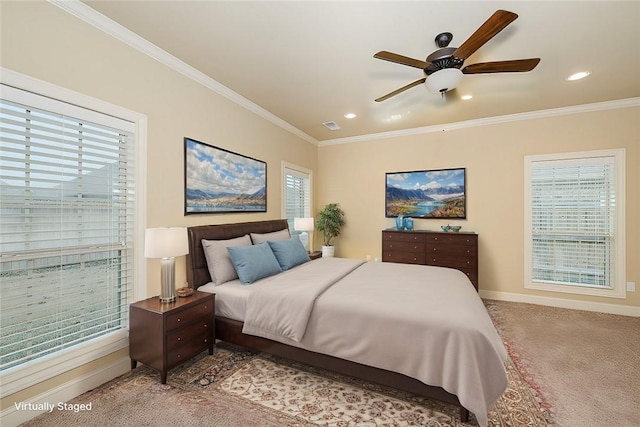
[129,291,215,383]
[382,229,478,290]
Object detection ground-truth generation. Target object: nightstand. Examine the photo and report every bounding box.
[129,291,215,383]
[308,251,322,260]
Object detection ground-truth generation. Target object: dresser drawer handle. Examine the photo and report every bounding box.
[467,261,470,264]
[177,354,181,359]
[413,257,417,261]
[204,305,208,310]
[204,324,208,328]
[204,339,208,343]
[177,337,181,341]
[176,318,181,323]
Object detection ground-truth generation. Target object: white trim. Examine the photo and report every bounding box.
[480,290,640,317]
[48,0,318,146]
[524,149,626,299]
[319,98,640,146]
[0,67,147,394]
[0,333,128,398]
[0,355,130,426]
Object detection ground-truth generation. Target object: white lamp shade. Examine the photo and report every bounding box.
[144,227,189,258]
[294,217,314,232]
[425,68,463,94]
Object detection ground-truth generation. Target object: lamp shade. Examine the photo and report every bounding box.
[425,68,463,94]
[144,227,189,258]
[294,217,314,232]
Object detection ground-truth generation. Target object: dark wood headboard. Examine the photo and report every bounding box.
[186,219,289,289]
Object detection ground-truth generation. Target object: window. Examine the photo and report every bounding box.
[524,149,625,298]
[282,162,312,233]
[0,78,143,394]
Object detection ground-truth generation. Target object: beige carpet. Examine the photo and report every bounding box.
[485,300,640,427]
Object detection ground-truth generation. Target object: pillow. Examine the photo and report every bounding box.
[227,242,282,284]
[250,228,290,244]
[202,235,252,285]
[268,237,310,270]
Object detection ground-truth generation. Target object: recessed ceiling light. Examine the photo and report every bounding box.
[567,71,591,81]
[461,95,473,100]
[344,113,356,119]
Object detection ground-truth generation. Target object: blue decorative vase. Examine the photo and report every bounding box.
[403,217,414,231]
[395,215,404,230]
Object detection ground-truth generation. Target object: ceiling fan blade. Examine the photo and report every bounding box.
[453,10,518,60]
[375,78,426,102]
[374,51,431,69]
[462,58,541,74]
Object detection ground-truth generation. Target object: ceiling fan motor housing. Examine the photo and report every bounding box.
[425,47,464,75]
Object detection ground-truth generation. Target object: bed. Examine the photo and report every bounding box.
[186,219,507,426]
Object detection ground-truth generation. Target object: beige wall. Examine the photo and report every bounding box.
[317,107,640,308]
[0,1,316,412]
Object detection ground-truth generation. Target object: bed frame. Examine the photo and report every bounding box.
[186,219,470,422]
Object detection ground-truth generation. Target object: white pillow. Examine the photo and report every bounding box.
[250,228,290,244]
[202,235,252,285]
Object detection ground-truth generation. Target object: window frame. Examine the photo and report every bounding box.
[0,68,147,397]
[281,161,313,232]
[524,149,626,299]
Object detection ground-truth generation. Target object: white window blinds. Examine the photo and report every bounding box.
[283,165,311,232]
[526,150,625,298]
[0,89,136,371]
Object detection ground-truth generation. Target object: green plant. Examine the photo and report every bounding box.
[316,203,345,246]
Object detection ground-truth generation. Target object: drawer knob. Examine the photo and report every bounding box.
[204,305,208,309]
[177,337,181,341]
[177,318,181,322]
[177,354,181,359]
[413,257,417,261]
[204,324,207,328]
[204,339,208,343]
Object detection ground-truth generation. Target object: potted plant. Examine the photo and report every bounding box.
[315,203,345,257]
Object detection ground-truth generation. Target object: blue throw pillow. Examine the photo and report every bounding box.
[227,242,282,284]
[268,237,311,270]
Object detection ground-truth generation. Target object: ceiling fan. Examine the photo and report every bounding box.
[373,10,540,102]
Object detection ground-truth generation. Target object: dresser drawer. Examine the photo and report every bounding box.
[428,243,476,257]
[166,299,213,331]
[383,231,426,243]
[383,251,425,264]
[166,316,213,351]
[426,234,476,247]
[427,254,477,269]
[383,240,425,253]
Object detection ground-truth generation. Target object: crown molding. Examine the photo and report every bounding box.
[319,97,640,146]
[49,0,318,146]
[49,1,638,149]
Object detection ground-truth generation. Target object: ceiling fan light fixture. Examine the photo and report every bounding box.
[566,71,591,81]
[425,68,463,94]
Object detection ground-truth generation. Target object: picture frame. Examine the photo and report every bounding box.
[385,168,466,219]
[184,137,267,214]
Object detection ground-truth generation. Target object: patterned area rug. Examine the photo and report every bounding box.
[23,339,551,427]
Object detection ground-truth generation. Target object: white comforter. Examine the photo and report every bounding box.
[242,257,508,427]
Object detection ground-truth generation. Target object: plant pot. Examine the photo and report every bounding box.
[321,245,335,257]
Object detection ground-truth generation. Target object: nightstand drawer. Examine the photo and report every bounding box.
[166,317,213,350]
[166,299,213,331]
[167,334,211,368]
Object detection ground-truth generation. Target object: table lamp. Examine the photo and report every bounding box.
[294,217,314,253]
[144,227,189,303]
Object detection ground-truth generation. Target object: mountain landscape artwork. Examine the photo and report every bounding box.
[385,168,466,219]
[184,138,266,214]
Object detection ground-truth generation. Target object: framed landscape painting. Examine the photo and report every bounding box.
[184,138,266,214]
[385,168,466,219]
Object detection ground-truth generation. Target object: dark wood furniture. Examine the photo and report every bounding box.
[382,229,478,290]
[308,250,322,260]
[129,291,215,384]
[186,220,470,421]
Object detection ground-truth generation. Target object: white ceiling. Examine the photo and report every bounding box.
[82,1,640,143]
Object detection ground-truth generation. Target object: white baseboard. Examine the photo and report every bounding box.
[480,290,640,317]
[1,356,130,427]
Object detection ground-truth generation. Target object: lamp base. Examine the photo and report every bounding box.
[159,257,177,303]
